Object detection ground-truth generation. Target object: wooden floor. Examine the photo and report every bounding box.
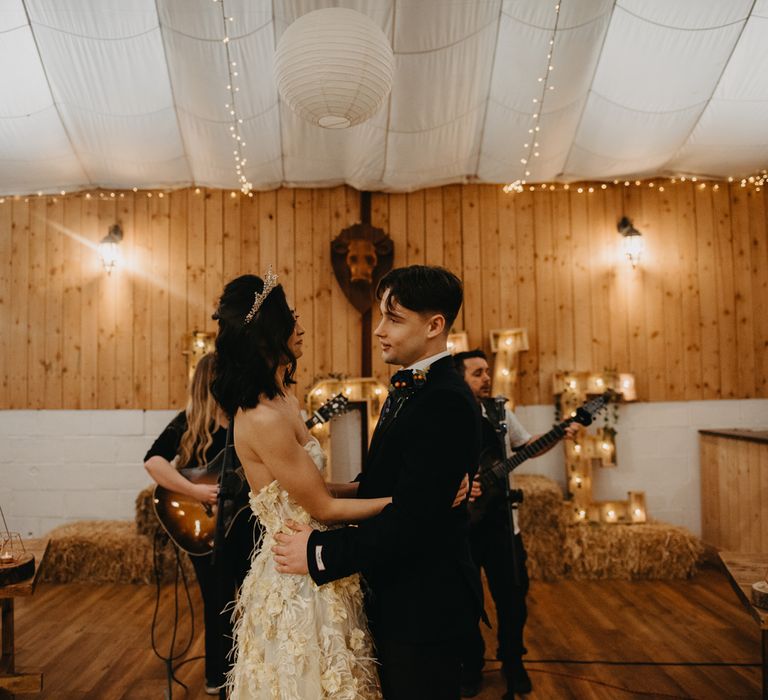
[9,566,762,699]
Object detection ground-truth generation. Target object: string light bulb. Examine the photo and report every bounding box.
[215,3,252,195]
[503,2,560,191]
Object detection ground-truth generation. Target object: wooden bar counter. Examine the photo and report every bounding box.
[700,429,768,552]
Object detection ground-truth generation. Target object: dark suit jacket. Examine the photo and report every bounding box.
[306,355,483,644]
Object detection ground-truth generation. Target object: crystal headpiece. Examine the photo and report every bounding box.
[244,267,278,324]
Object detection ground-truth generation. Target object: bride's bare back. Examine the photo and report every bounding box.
[234,393,390,524]
[235,393,310,492]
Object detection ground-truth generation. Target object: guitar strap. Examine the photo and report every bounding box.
[478,395,521,586]
[479,396,508,461]
[211,420,236,564]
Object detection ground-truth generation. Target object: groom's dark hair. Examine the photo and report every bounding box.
[376,265,463,331]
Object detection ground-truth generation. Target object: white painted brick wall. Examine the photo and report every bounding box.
[1,401,766,538]
[0,410,176,537]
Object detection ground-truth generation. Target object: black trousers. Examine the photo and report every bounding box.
[462,511,529,676]
[189,511,259,691]
[376,636,462,700]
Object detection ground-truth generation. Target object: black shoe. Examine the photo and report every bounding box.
[460,674,483,698]
[502,661,532,696]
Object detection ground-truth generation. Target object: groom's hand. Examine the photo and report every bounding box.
[272,520,312,574]
[451,473,470,507]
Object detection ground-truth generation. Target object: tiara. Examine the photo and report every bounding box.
[244,267,279,324]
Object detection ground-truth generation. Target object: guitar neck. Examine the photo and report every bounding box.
[306,414,322,430]
[482,392,609,486]
[488,420,570,482]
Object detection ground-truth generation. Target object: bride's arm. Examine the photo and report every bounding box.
[327,482,359,498]
[330,479,465,503]
[247,409,389,522]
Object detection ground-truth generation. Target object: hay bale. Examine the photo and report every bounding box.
[515,475,569,581]
[564,521,704,580]
[41,520,193,584]
[482,475,704,581]
[135,485,160,537]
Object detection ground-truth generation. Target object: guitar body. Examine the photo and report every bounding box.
[152,393,350,556]
[153,467,248,556]
[468,448,509,526]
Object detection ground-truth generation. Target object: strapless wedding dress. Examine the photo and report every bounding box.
[227,438,381,699]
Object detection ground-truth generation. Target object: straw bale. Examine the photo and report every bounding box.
[564,521,704,580]
[135,485,160,536]
[496,475,704,581]
[515,474,568,581]
[41,520,193,584]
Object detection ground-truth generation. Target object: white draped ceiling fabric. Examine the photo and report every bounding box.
[1,0,767,195]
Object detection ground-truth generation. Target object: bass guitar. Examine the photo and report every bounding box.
[153,393,349,555]
[468,392,612,525]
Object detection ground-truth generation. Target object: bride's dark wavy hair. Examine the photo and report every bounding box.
[211,274,297,418]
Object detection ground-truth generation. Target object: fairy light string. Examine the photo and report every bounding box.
[0,167,764,206]
[504,2,562,194]
[213,0,252,195]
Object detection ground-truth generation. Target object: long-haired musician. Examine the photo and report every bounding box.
[144,353,257,697]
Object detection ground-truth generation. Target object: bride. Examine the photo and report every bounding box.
[211,271,387,700]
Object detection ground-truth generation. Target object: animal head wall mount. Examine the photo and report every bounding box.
[331,223,394,313]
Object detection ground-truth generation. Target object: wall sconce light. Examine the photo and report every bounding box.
[98,224,123,274]
[617,216,643,268]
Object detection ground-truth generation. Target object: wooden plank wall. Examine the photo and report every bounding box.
[700,433,768,552]
[0,181,765,410]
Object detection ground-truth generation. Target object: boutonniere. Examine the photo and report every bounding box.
[412,368,428,389]
[378,367,431,427]
[389,367,430,396]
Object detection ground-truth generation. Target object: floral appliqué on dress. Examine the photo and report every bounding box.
[227,438,382,699]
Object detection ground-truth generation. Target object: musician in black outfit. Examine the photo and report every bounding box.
[454,349,577,699]
[144,354,258,697]
[273,266,484,700]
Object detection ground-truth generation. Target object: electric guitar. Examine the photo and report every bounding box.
[468,392,612,525]
[153,393,349,555]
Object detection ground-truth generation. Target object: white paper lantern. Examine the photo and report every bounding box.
[274,8,394,129]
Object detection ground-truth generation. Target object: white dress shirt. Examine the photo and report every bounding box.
[405,350,452,372]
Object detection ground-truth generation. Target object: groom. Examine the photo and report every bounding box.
[274,265,483,699]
